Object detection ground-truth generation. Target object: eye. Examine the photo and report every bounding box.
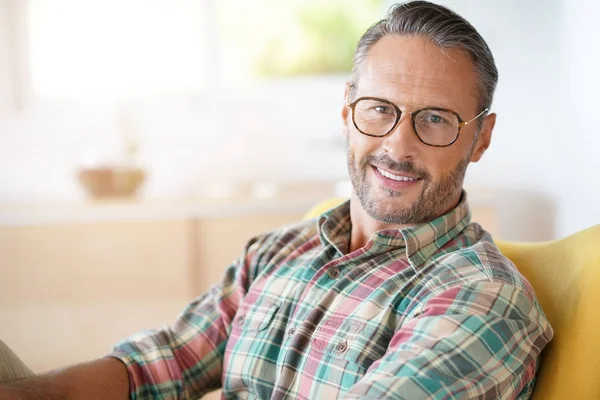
[417,110,454,126]
[426,114,447,124]
[374,105,394,115]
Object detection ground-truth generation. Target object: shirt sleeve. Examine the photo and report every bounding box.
[342,281,553,400]
[107,235,267,400]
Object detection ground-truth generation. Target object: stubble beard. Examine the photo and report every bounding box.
[347,149,470,225]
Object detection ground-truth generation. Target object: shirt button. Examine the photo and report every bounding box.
[237,315,245,325]
[328,268,341,279]
[336,341,348,353]
[288,328,296,337]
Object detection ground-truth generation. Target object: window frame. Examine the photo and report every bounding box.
[11,0,386,111]
[0,0,32,111]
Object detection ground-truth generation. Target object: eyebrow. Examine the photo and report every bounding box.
[359,94,456,111]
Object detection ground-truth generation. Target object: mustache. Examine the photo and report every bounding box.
[364,154,430,179]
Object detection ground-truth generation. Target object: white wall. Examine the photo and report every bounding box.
[561,0,600,239]
[0,76,349,202]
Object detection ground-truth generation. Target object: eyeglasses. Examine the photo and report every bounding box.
[347,96,488,147]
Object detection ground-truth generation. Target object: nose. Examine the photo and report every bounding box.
[381,113,420,160]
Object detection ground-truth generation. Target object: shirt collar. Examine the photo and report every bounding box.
[317,200,353,255]
[316,191,472,270]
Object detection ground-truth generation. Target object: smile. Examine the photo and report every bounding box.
[375,167,421,182]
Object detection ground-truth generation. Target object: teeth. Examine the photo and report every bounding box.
[377,167,419,182]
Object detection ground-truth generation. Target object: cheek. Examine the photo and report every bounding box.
[423,151,457,181]
[348,130,380,158]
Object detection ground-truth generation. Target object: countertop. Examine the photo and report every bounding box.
[0,182,498,227]
[0,181,348,226]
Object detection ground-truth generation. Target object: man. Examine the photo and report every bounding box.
[1,1,552,399]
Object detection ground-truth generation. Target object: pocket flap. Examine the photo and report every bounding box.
[237,301,281,332]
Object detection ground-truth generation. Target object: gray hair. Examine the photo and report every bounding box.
[350,1,498,113]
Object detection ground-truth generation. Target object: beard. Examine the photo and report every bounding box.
[347,149,470,225]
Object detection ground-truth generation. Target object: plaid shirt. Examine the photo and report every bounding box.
[110,194,553,399]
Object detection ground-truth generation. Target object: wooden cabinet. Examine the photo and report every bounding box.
[0,211,305,373]
[0,219,194,372]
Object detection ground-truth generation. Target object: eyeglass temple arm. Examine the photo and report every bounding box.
[462,108,489,127]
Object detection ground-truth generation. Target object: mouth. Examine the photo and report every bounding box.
[372,165,423,190]
[375,166,420,181]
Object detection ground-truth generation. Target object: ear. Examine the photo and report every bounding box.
[341,82,352,138]
[470,113,496,163]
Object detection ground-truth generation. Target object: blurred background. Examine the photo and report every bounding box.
[0,0,598,382]
[1,0,599,238]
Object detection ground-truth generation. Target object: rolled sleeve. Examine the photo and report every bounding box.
[107,235,266,399]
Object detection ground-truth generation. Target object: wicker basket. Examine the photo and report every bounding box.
[77,167,146,198]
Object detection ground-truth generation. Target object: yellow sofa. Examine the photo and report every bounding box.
[498,225,600,399]
[305,199,600,399]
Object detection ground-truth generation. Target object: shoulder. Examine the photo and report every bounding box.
[243,218,320,275]
[249,218,319,255]
[404,224,550,326]
[421,223,535,300]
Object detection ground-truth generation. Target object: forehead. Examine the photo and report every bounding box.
[357,35,479,112]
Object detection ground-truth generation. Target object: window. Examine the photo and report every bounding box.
[27,0,207,99]
[26,0,384,100]
[217,0,384,85]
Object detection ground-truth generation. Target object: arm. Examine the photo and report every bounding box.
[343,281,553,400]
[105,236,263,399]
[0,235,265,400]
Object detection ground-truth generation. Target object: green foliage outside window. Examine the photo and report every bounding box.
[219,0,385,79]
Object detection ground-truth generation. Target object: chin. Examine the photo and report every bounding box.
[362,194,412,224]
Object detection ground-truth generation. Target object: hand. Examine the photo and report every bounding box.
[0,358,129,400]
[0,386,23,400]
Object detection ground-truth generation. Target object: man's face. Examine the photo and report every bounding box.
[342,35,495,226]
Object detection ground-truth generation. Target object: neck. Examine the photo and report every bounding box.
[348,192,462,253]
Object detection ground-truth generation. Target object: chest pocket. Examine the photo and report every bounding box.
[237,300,281,332]
[311,317,393,370]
